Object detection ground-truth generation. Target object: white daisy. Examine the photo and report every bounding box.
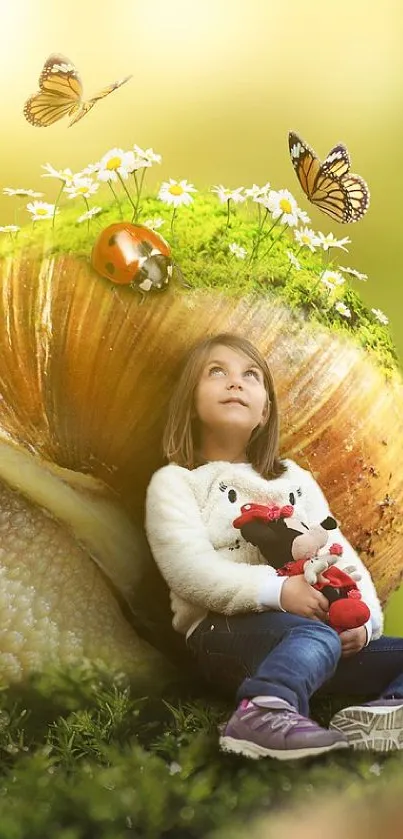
[296,208,311,224]
[321,277,336,291]
[244,183,271,202]
[97,148,136,182]
[143,217,165,230]
[338,265,368,282]
[3,187,44,198]
[211,185,245,204]
[77,162,100,177]
[322,270,345,286]
[77,207,103,224]
[41,164,75,185]
[0,225,20,233]
[229,242,247,259]
[334,301,351,318]
[132,145,162,166]
[293,227,318,252]
[158,178,197,207]
[315,231,351,252]
[286,250,301,270]
[265,189,299,227]
[64,179,100,200]
[371,308,389,325]
[26,201,59,221]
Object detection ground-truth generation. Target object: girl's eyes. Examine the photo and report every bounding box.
[208,365,260,380]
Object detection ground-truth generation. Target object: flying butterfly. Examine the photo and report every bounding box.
[24,54,132,128]
[288,131,370,224]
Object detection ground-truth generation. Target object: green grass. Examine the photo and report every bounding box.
[0,663,401,838]
[0,192,398,374]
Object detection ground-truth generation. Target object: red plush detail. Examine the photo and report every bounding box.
[233,502,293,528]
[328,598,370,633]
[329,543,343,556]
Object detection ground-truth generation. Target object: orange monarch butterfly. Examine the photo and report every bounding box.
[288,131,370,224]
[24,54,132,128]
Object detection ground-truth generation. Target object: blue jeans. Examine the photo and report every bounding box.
[186,611,403,717]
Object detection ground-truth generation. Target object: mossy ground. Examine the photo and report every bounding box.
[0,191,398,374]
[0,663,401,839]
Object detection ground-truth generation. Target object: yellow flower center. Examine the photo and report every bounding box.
[77,187,88,194]
[36,208,48,215]
[279,198,292,214]
[169,185,184,196]
[106,156,122,171]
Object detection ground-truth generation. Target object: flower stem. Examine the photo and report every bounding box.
[225,199,231,230]
[131,169,146,223]
[83,197,90,234]
[117,173,137,218]
[260,223,289,259]
[108,182,123,219]
[248,208,270,265]
[52,182,64,230]
[170,207,177,239]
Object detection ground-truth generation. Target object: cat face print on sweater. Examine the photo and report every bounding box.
[192,462,305,552]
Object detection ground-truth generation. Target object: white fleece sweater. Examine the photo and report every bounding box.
[145,459,383,641]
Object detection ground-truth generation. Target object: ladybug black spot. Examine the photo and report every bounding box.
[105,262,115,275]
[228,489,237,503]
[108,235,117,246]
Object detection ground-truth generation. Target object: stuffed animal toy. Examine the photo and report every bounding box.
[233,502,370,634]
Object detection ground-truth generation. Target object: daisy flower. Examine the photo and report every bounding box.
[78,162,100,176]
[158,178,197,207]
[77,207,103,224]
[321,269,345,287]
[41,164,75,185]
[321,277,336,291]
[97,148,135,182]
[294,227,318,252]
[338,265,368,282]
[265,189,299,227]
[244,183,271,202]
[0,225,20,233]
[211,185,245,204]
[143,217,165,230]
[296,208,311,224]
[371,308,389,325]
[26,201,59,221]
[3,187,44,198]
[334,301,351,318]
[286,250,301,270]
[132,145,162,167]
[229,243,247,259]
[315,231,351,252]
[64,179,100,200]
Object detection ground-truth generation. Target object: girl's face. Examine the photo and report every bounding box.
[194,344,269,439]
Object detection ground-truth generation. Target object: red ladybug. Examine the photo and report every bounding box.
[91,222,173,293]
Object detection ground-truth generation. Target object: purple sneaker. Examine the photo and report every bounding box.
[219,699,348,761]
[330,698,403,752]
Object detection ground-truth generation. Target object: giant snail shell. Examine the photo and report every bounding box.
[0,246,402,683]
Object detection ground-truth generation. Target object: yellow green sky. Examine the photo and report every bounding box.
[0,0,402,357]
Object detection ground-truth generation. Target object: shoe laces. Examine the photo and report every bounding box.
[259,708,319,735]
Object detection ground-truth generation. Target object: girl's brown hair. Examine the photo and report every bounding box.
[162,332,286,479]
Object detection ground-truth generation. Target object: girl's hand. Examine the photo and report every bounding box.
[280,575,329,621]
[339,626,367,657]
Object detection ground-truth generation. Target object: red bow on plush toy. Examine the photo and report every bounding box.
[233,502,370,634]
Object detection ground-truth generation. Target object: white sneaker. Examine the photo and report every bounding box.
[329,699,403,752]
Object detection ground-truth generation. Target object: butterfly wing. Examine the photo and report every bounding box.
[68,74,133,126]
[288,131,322,200]
[288,130,370,223]
[24,54,82,127]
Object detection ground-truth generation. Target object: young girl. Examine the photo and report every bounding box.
[145,332,403,760]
